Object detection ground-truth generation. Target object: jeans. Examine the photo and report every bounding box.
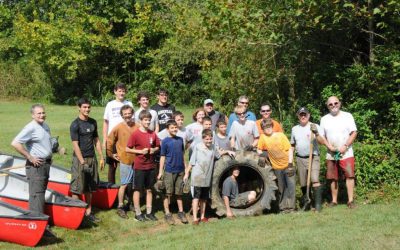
[274,168,296,210]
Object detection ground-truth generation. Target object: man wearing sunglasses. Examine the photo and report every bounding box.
[227,95,256,133]
[320,96,358,209]
[256,103,283,135]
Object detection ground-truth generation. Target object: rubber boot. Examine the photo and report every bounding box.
[300,186,307,208]
[313,186,323,212]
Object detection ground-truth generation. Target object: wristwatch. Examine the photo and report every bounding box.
[344,144,350,149]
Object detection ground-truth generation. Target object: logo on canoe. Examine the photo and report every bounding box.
[28,222,37,230]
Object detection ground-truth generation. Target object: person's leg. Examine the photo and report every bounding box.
[117,185,127,207]
[346,178,355,203]
[84,192,92,215]
[163,195,171,214]
[285,168,296,210]
[107,162,117,184]
[192,198,199,222]
[146,189,153,214]
[133,190,142,215]
[326,160,339,205]
[248,191,257,202]
[176,195,184,212]
[274,170,285,210]
[199,200,206,220]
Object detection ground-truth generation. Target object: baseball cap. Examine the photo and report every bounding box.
[204,99,214,105]
[297,107,310,115]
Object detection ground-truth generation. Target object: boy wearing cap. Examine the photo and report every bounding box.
[290,107,330,212]
[203,99,227,131]
[222,166,256,218]
[257,118,295,213]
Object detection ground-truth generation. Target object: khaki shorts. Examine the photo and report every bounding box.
[164,172,184,196]
[70,156,99,194]
[230,191,252,207]
[296,156,320,187]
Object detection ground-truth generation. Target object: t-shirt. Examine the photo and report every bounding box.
[256,119,283,135]
[227,110,256,133]
[157,127,188,148]
[186,122,203,143]
[160,136,185,173]
[222,176,239,200]
[13,120,52,159]
[320,111,357,160]
[134,108,159,132]
[189,142,220,187]
[228,120,259,150]
[257,132,290,170]
[207,110,226,131]
[215,134,230,151]
[151,103,176,131]
[70,117,99,158]
[290,123,323,157]
[106,122,138,165]
[127,129,160,170]
[103,100,133,134]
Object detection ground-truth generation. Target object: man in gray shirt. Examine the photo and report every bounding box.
[12,104,53,215]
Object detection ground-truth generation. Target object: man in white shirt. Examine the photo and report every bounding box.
[320,96,357,209]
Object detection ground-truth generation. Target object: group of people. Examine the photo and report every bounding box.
[11,83,358,231]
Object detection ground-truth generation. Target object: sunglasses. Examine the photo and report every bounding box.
[328,102,339,107]
[260,109,271,113]
[236,112,245,116]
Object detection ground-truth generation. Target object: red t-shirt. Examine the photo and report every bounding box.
[127,129,160,170]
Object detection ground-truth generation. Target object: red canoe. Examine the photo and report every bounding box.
[0,201,48,247]
[0,154,119,209]
[0,171,86,230]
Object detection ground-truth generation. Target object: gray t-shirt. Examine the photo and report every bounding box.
[222,176,239,200]
[13,120,52,159]
[134,108,159,131]
[215,134,230,151]
[189,142,220,187]
[290,123,323,157]
[158,127,188,148]
[228,120,259,150]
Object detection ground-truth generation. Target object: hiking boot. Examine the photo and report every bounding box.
[145,213,158,221]
[86,213,101,223]
[177,212,188,224]
[117,207,129,219]
[164,213,175,225]
[347,201,356,209]
[313,186,323,212]
[135,214,147,222]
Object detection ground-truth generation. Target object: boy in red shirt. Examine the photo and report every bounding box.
[126,110,160,222]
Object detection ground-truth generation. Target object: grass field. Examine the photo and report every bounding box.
[0,101,399,249]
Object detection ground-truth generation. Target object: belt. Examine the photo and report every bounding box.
[296,154,319,159]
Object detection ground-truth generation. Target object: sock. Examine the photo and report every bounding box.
[135,207,141,215]
[146,206,152,214]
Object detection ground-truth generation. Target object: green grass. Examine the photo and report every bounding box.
[0,101,399,249]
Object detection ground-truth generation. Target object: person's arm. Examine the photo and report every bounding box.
[158,156,166,180]
[252,138,259,148]
[150,134,160,154]
[106,129,120,161]
[102,119,109,149]
[154,122,159,134]
[339,131,357,154]
[183,164,192,182]
[223,196,234,217]
[11,141,43,167]
[72,141,85,165]
[94,137,105,170]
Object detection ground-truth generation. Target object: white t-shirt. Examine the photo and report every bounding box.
[290,123,323,157]
[103,100,133,135]
[320,111,357,160]
[228,120,259,150]
[134,107,159,132]
[186,122,203,143]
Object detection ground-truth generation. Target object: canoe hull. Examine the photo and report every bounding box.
[0,217,47,247]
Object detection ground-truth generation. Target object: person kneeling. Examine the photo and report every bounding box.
[222,166,256,218]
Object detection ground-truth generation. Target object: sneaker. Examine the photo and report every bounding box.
[200,217,209,223]
[117,208,129,219]
[177,212,188,224]
[145,213,158,221]
[327,202,338,208]
[164,213,175,225]
[347,201,356,209]
[86,213,101,223]
[135,214,147,222]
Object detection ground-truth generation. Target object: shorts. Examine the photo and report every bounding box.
[134,169,156,190]
[326,157,355,181]
[296,156,320,187]
[191,186,210,200]
[230,191,252,207]
[164,172,184,196]
[70,156,99,194]
[119,163,134,186]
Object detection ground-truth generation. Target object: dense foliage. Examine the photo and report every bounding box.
[0,0,399,196]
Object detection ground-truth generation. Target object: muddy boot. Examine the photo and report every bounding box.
[313,186,323,212]
[300,186,307,208]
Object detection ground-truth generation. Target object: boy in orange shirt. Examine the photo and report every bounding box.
[257,118,295,213]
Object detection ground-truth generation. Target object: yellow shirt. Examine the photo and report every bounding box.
[257,132,290,170]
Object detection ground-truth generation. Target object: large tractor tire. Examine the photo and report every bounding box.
[211,151,277,216]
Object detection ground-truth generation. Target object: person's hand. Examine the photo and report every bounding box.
[141,148,149,154]
[149,148,157,155]
[112,154,120,161]
[157,172,163,180]
[99,158,105,170]
[183,173,189,183]
[310,123,319,135]
[227,150,236,158]
[29,156,43,167]
[338,145,347,154]
[286,163,295,177]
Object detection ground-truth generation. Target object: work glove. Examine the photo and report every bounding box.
[334,151,342,161]
[286,163,295,177]
[154,179,165,193]
[310,123,319,135]
[258,157,266,168]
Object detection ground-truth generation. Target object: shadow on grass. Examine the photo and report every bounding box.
[37,236,64,247]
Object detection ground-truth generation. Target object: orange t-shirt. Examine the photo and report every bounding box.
[257,132,290,170]
[107,122,139,165]
[256,119,283,135]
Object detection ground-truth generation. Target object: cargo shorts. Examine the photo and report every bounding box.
[70,156,99,194]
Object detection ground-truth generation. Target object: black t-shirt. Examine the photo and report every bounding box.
[151,103,176,131]
[70,117,98,158]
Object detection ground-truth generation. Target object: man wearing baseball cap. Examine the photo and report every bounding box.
[203,98,227,131]
[290,107,330,212]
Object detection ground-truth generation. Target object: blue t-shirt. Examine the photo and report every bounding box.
[160,136,185,173]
